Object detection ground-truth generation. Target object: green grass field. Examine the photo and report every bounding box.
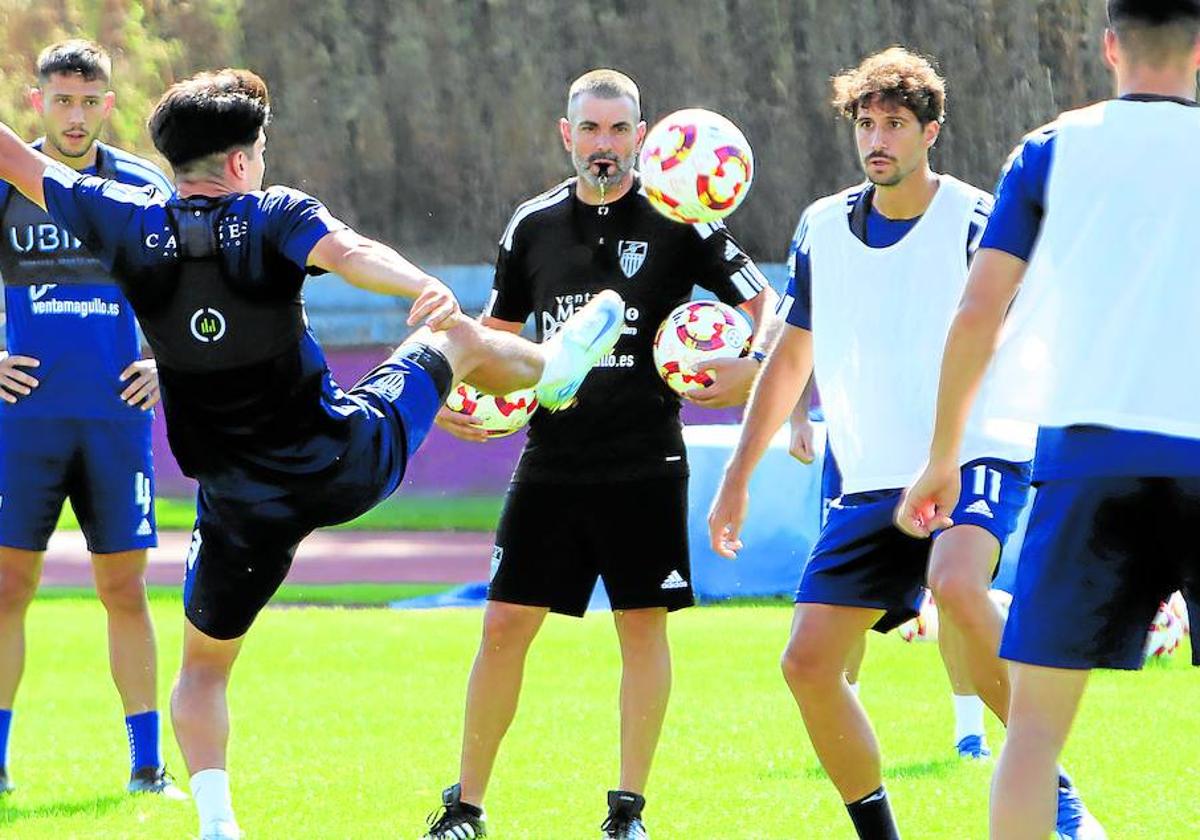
[1,597,1194,839]
[55,495,507,533]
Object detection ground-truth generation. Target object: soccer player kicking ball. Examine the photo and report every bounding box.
[708,48,1101,839]
[424,69,777,840]
[0,69,624,840]
[898,2,1200,837]
[0,40,182,800]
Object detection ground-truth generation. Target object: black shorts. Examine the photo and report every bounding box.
[488,475,694,617]
[183,345,451,640]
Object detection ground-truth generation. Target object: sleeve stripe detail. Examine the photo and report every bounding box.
[501,186,571,251]
[693,221,720,239]
[483,288,499,317]
[741,262,769,291]
[776,292,795,317]
[730,268,758,300]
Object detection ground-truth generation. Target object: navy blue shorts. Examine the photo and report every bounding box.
[0,417,156,553]
[796,458,1032,632]
[1001,476,1200,670]
[183,345,451,640]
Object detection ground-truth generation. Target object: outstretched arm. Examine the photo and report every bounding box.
[307,228,460,329]
[0,121,55,210]
[896,248,1027,536]
[708,324,814,558]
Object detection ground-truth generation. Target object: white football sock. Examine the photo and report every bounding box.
[952,693,986,743]
[191,768,237,833]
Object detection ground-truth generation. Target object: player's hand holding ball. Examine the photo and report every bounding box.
[408,276,461,330]
[653,301,754,407]
[0,350,40,404]
[438,383,538,443]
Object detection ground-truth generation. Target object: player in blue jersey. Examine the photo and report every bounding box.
[0,40,183,800]
[900,2,1200,836]
[0,68,624,840]
[709,48,1100,839]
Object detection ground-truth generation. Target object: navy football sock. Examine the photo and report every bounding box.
[846,785,901,840]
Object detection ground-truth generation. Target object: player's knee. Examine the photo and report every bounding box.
[614,609,668,651]
[480,605,540,655]
[780,634,839,688]
[0,565,38,613]
[96,576,148,615]
[176,654,233,691]
[928,565,988,621]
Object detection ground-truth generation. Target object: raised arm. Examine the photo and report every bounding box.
[307,228,460,329]
[0,121,55,210]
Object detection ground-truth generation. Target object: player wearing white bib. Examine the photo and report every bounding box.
[900,2,1200,836]
[709,48,1098,839]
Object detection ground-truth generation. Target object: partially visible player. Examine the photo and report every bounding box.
[709,47,1100,839]
[424,69,777,840]
[791,393,993,759]
[0,68,624,840]
[0,40,181,799]
[899,2,1200,836]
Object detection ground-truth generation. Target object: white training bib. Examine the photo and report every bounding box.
[808,175,1033,494]
[985,100,1200,441]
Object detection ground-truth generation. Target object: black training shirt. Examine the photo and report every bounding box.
[487,177,768,483]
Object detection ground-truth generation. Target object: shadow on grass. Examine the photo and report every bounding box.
[0,792,126,824]
[760,756,959,783]
[884,757,960,780]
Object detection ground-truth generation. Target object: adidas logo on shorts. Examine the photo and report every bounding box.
[660,570,689,590]
[963,499,994,519]
[136,518,152,536]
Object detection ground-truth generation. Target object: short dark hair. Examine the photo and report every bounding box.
[567,69,641,121]
[831,47,946,126]
[1108,0,1200,26]
[36,39,111,85]
[1108,0,1200,61]
[148,69,271,171]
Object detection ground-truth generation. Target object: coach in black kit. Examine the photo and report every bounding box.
[423,69,777,840]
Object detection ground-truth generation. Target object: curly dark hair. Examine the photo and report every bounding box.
[148,68,271,171]
[831,47,946,125]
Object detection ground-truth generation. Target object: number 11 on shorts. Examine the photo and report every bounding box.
[971,464,1001,503]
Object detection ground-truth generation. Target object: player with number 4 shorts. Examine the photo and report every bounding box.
[0,39,183,802]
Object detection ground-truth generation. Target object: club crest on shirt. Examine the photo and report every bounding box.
[617,240,648,278]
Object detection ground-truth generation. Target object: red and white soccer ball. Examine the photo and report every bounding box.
[1144,593,1187,661]
[639,108,754,224]
[1166,590,1190,637]
[444,383,538,438]
[653,301,752,396]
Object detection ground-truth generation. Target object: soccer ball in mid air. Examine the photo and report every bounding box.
[653,301,752,396]
[639,108,753,224]
[444,383,538,438]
